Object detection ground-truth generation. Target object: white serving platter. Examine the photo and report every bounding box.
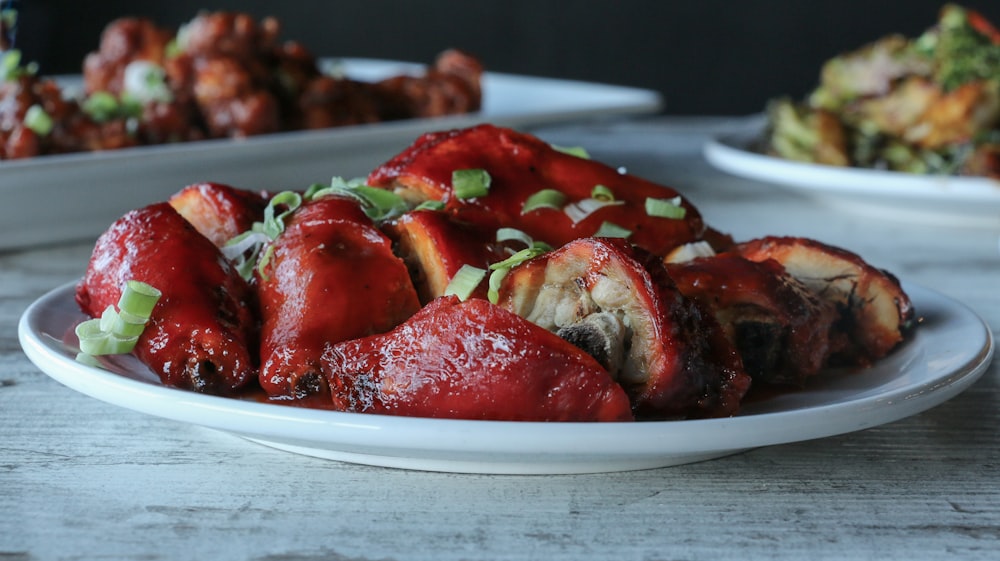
[19,281,993,474]
[1,59,662,251]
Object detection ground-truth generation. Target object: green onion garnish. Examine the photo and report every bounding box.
[487,268,509,305]
[486,244,550,303]
[443,264,487,301]
[122,60,173,104]
[75,280,162,357]
[223,190,303,281]
[452,168,491,199]
[563,197,624,224]
[552,145,590,159]
[0,49,37,82]
[82,92,121,122]
[24,105,53,136]
[645,196,687,220]
[594,221,632,239]
[414,200,446,211]
[591,185,615,201]
[521,189,567,214]
[308,177,410,221]
[496,227,535,248]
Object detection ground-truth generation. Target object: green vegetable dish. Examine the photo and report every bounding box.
[765,4,1000,178]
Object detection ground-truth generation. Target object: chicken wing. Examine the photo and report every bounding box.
[75,202,258,393]
[256,195,421,399]
[323,295,633,422]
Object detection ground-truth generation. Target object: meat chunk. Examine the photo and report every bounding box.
[665,253,837,386]
[383,209,508,304]
[256,196,421,399]
[75,202,258,394]
[734,236,915,365]
[368,124,711,257]
[322,296,634,422]
[495,237,750,419]
[168,182,269,247]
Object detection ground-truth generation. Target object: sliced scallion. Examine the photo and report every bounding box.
[590,184,615,201]
[563,197,624,224]
[75,280,161,357]
[496,227,534,248]
[24,104,53,136]
[443,264,487,301]
[594,221,632,239]
[309,177,409,221]
[487,268,509,305]
[414,200,446,212]
[82,91,120,122]
[486,244,550,304]
[452,168,491,199]
[645,196,687,220]
[521,189,566,214]
[552,145,590,159]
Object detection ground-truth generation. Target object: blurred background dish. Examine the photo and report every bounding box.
[15,0,1000,116]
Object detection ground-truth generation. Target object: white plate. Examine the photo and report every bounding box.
[18,281,993,474]
[2,59,662,251]
[703,116,1000,228]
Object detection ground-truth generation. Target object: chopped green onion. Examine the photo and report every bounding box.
[591,185,615,201]
[664,241,716,264]
[594,221,632,239]
[552,145,590,159]
[0,49,20,81]
[521,189,567,214]
[443,264,487,301]
[261,191,303,239]
[563,197,624,224]
[0,49,37,81]
[75,280,161,357]
[487,268,509,305]
[224,190,304,281]
[486,244,550,304]
[645,196,687,220]
[82,91,121,122]
[496,227,534,248]
[308,177,409,221]
[452,168,491,199]
[414,200,446,212]
[75,352,103,368]
[488,245,549,272]
[24,105,53,136]
[122,60,173,104]
[119,280,163,318]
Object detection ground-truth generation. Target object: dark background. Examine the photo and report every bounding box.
[13,1,1000,115]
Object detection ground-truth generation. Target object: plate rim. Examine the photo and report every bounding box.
[702,117,1000,201]
[17,280,994,473]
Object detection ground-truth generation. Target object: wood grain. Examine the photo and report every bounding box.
[1,118,997,561]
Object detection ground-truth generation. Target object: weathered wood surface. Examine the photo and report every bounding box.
[1,117,997,561]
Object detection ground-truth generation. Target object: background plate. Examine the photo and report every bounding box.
[703,116,1000,228]
[2,59,662,251]
[18,281,993,474]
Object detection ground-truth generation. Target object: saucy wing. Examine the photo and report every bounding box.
[734,236,915,366]
[368,124,713,257]
[256,195,421,399]
[322,296,634,422]
[665,253,837,386]
[495,237,750,419]
[75,202,258,393]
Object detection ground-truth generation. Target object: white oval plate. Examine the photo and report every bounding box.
[703,117,1000,228]
[18,281,993,474]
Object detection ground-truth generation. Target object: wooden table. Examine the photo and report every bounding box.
[2,117,998,560]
